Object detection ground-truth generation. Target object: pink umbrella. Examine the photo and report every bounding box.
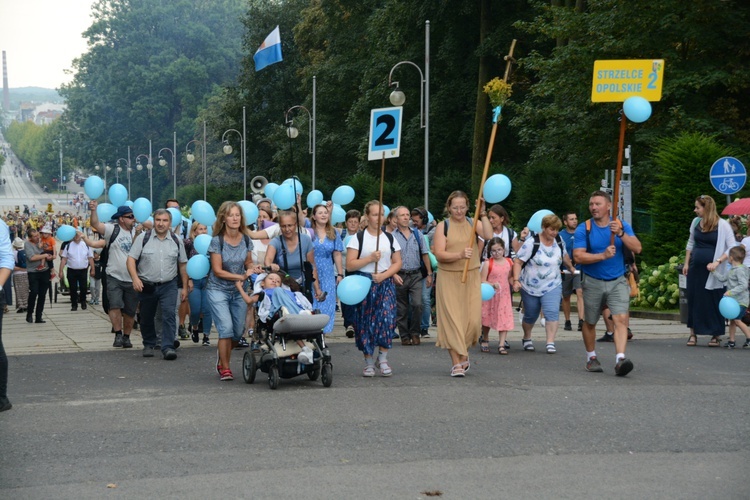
[722,198,750,216]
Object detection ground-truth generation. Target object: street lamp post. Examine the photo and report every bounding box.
[387,21,430,211]
[186,120,207,199]
[285,77,317,190]
[135,142,153,205]
[222,108,247,199]
[94,160,111,202]
[116,156,131,196]
[158,131,178,200]
[53,134,63,195]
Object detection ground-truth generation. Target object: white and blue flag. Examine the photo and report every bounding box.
[254,26,283,72]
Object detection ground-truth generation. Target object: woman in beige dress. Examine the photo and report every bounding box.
[433,191,492,377]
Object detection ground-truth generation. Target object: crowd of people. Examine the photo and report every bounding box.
[7,187,750,412]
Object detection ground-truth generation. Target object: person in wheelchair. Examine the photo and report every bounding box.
[235,271,315,365]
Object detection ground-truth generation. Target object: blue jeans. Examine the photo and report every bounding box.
[139,279,178,352]
[420,278,431,330]
[188,277,213,336]
[207,287,246,341]
[521,285,563,324]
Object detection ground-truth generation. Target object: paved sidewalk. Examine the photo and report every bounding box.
[3,293,689,355]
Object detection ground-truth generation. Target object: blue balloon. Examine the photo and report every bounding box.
[264,182,279,200]
[481,283,496,301]
[133,197,152,223]
[282,178,304,195]
[97,203,117,221]
[337,275,372,305]
[186,254,210,280]
[306,190,324,208]
[428,211,434,224]
[237,200,258,225]
[483,174,512,203]
[623,96,652,123]
[527,209,554,234]
[56,224,76,242]
[191,200,216,227]
[167,207,182,228]
[125,200,134,208]
[331,204,346,224]
[108,183,128,207]
[383,204,390,218]
[84,175,105,199]
[193,234,211,255]
[273,184,296,210]
[719,296,741,320]
[331,185,355,206]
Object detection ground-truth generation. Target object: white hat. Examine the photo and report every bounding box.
[12,237,24,249]
[40,224,53,234]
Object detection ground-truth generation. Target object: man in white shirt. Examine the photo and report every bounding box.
[59,230,95,311]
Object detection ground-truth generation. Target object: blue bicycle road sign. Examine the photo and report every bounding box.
[710,156,746,195]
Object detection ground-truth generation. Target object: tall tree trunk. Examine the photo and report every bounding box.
[470,0,491,198]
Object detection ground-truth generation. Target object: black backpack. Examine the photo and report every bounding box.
[521,234,565,270]
[98,225,121,271]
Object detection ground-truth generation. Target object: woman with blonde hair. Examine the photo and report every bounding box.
[683,195,737,347]
[310,203,344,333]
[433,191,492,377]
[207,202,257,381]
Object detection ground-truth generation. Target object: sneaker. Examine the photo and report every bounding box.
[250,341,261,352]
[219,368,234,381]
[191,328,199,344]
[163,348,177,360]
[563,320,572,331]
[393,333,400,339]
[121,335,133,348]
[81,302,87,310]
[202,336,211,347]
[362,365,376,377]
[743,339,750,349]
[173,340,181,349]
[421,329,431,338]
[546,343,556,354]
[504,341,511,350]
[401,337,413,346]
[615,358,634,377]
[0,397,12,412]
[113,332,123,348]
[597,332,614,342]
[586,356,603,372]
[412,335,421,346]
[578,319,583,331]
[522,338,535,352]
[237,337,249,349]
[298,347,314,365]
[724,340,736,349]
[345,325,355,338]
[142,346,155,358]
[376,359,393,377]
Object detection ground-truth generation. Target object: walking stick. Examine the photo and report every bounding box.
[462,40,516,283]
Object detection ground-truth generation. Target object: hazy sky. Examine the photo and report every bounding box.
[0,0,95,89]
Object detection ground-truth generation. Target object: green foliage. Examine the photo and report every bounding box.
[648,132,736,263]
[631,255,682,310]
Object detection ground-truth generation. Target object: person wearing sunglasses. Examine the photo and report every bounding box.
[87,202,138,350]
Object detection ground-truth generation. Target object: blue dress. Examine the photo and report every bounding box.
[312,232,343,333]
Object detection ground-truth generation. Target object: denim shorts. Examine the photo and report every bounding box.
[207,287,247,340]
[521,285,562,324]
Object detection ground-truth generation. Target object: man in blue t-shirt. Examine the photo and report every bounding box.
[573,191,642,377]
[560,211,584,332]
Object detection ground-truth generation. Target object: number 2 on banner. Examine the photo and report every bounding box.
[368,107,402,161]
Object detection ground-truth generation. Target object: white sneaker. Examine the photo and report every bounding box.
[298,346,314,365]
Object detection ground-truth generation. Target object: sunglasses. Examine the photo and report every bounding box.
[121,214,135,219]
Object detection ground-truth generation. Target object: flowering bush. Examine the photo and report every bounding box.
[631,255,682,310]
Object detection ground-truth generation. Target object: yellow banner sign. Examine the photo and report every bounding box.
[591,59,664,102]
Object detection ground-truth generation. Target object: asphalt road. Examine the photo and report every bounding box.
[1,338,748,499]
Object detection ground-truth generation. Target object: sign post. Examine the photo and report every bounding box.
[710,156,747,205]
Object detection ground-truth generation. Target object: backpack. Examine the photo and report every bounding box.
[355,230,396,259]
[521,234,565,270]
[584,218,629,270]
[98,225,121,271]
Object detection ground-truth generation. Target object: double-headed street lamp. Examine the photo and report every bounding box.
[94,160,111,202]
[53,134,63,194]
[186,121,207,200]
[157,131,178,200]
[222,107,247,199]
[135,140,153,204]
[387,21,430,211]
[116,156,131,195]
[285,76,317,190]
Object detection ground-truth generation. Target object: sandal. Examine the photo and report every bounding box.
[707,336,721,347]
[546,343,557,354]
[686,335,697,347]
[461,360,470,372]
[498,345,508,355]
[480,339,490,353]
[450,364,465,377]
[522,338,535,352]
